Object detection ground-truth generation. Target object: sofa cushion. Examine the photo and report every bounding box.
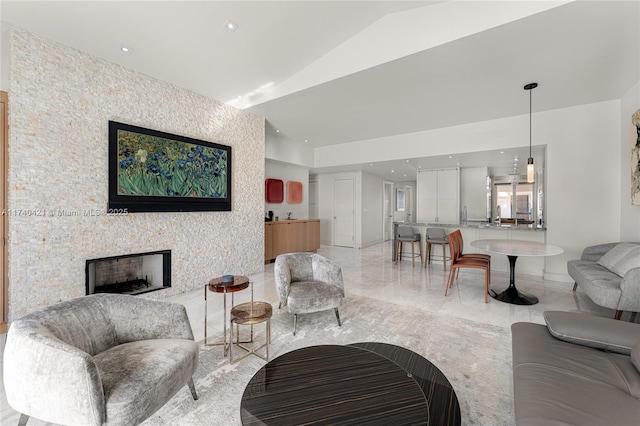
[597,243,639,270]
[287,281,343,314]
[611,246,640,277]
[93,339,199,426]
[567,259,622,310]
[543,311,638,355]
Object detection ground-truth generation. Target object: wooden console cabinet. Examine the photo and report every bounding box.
[265,219,320,263]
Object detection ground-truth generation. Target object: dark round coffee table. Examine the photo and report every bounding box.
[240,342,461,426]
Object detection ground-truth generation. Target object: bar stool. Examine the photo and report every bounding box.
[395,226,422,267]
[229,282,272,364]
[425,228,450,270]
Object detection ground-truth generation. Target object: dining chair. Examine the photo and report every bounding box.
[395,226,423,267]
[451,230,491,271]
[452,230,492,285]
[424,228,450,270]
[445,231,491,302]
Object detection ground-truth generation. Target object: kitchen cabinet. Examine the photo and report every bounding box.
[460,167,489,221]
[265,219,321,263]
[416,168,459,224]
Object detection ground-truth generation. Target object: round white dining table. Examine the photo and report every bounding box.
[470,239,563,305]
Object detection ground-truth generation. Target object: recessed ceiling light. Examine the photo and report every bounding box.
[405,160,410,163]
[304,140,309,143]
[448,156,453,159]
[418,165,422,169]
[120,44,133,54]
[276,129,280,133]
[369,163,373,166]
[404,174,407,177]
[391,170,395,173]
[225,20,239,32]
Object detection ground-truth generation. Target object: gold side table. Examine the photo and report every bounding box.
[230,301,272,364]
[204,275,249,355]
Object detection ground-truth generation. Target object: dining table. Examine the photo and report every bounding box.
[470,239,563,305]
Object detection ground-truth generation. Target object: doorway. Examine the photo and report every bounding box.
[383,181,393,241]
[333,178,355,247]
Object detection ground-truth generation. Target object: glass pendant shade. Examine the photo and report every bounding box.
[527,158,534,183]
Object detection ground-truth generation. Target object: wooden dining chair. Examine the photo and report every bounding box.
[451,230,491,274]
[445,230,491,303]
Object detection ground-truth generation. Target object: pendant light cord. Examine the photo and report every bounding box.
[529,88,532,158]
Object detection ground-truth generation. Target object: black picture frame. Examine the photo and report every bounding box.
[108,121,232,212]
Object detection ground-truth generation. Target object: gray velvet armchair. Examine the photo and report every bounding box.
[274,253,345,335]
[3,293,199,426]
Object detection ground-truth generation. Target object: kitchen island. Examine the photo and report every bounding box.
[392,221,547,276]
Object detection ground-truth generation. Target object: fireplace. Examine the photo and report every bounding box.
[86,250,171,295]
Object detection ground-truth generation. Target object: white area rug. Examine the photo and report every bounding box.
[144,295,514,425]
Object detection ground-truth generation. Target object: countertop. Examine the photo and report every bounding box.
[393,221,545,231]
[265,218,319,224]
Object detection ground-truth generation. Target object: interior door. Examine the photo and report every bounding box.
[333,178,355,247]
[383,181,393,240]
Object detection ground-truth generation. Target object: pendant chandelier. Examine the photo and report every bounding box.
[524,82,538,183]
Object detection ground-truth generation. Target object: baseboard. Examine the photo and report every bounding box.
[543,270,573,283]
[362,239,384,249]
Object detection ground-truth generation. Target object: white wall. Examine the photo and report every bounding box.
[315,100,623,282]
[265,159,309,220]
[265,134,314,168]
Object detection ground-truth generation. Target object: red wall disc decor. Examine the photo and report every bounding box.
[265,178,284,203]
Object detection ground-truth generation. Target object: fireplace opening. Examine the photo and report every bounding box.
[86,250,171,295]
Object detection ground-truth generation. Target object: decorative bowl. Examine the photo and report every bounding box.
[221,275,234,283]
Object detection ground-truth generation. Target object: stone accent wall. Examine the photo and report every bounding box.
[7,29,265,320]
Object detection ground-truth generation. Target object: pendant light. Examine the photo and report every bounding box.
[524,82,538,183]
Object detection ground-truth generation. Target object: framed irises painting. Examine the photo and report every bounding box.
[108,121,231,212]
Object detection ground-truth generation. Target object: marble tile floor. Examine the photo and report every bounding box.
[182,241,632,345]
[1,241,635,425]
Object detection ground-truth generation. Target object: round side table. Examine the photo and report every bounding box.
[204,275,249,355]
[229,301,272,363]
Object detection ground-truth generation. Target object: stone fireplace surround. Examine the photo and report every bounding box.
[6,29,265,321]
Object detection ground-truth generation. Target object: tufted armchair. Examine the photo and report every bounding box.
[274,253,345,335]
[3,293,199,426]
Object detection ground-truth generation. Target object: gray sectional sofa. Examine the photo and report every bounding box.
[568,242,640,319]
[512,311,640,425]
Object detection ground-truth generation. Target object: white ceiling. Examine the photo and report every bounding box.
[2,1,639,181]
